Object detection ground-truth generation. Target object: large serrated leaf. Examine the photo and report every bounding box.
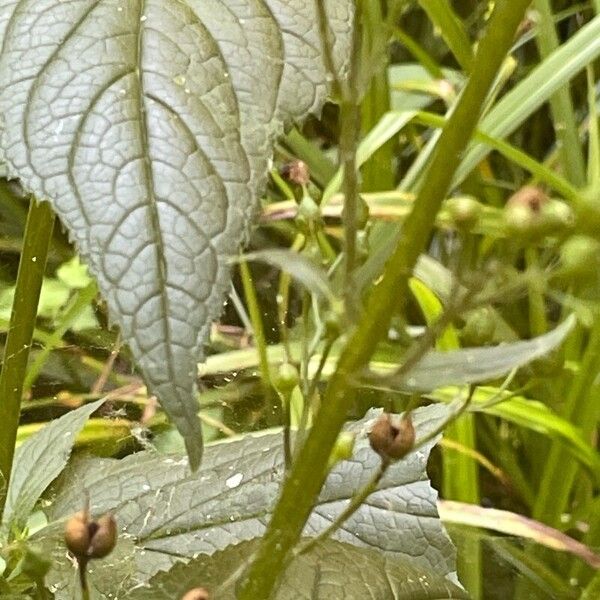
[127,539,469,599]
[0,0,354,469]
[36,405,457,598]
[1,398,105,537]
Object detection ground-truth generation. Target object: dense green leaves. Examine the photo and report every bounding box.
[36,405,457,597]
[0,0,354,469]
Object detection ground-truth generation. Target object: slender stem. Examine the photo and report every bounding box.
[281,387,292,471]
[78,558,90,600]
[340,99,361,296]
[304,336,335,408]
[239,261,271,388]
[91,331,122,395]
[533,0,586,187]
[237,3,531,597]
[0,199,54,506]
[338,12,362,299]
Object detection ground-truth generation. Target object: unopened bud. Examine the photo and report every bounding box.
[445,196,482,230]
[273,362,299,395]
[369,413,415,461]
[181,588,210,600]
[461,307,496,347]
[64,511,117,560]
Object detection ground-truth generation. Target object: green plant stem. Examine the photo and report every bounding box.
[239,261,271,388]
[361,0,394,192]
[338,14,362,297]
[78,558,90,600]
[237,2,531,597]
[0,199,54,506]
[340,99,361,295]
[533,0,586,187]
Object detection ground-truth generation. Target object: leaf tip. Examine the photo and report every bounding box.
[185,433,204,472]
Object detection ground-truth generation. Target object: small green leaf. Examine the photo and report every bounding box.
[1,398,105,536]
[372,316,575,391]
[240,250,338,305]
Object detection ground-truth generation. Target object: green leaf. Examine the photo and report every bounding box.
[1,398,105,537]
[240,249,338,305]
[0,1,354,470]
[456,14,600,183]
[372,316,575,391]
[417,0,474,72]
[37,405,457,597]
[127,538,468,600]
[430,386,600,481]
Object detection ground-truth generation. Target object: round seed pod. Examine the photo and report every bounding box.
[273,362,300,395]
[445,196,482,230]
[64,511,117,560]
[88,514,117,559]
[560,235,600,274]
[64,511,92,557]
[369,413,415,461]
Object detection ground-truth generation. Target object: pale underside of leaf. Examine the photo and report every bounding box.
[0,0,354,468]
[38,405,457,597]
[368,315,575,391]
[127,539,469,600]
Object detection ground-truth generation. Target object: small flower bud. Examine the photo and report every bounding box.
[181,588,210,600]
[560,235,600,274]
[504,186,548,237]
[369,413,415,461]
[445,196,482,230]
[461,307,496,347]
[506,185,547,213]
[298,194,320,221]
[64,511,117,560]
[273,362,299,395]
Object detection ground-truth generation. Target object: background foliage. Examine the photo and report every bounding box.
[0,1,600,598]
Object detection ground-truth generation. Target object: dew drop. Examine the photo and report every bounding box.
[225,473,244,489]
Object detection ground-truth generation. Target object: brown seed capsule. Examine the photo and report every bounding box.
[280,160,310,186]
[181,588,210,600]
[64,511,91,557]
[64,511,117,560]
[369,413,415,461]
[88,514,117,559]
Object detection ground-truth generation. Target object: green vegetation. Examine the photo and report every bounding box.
[1,1,600,598]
